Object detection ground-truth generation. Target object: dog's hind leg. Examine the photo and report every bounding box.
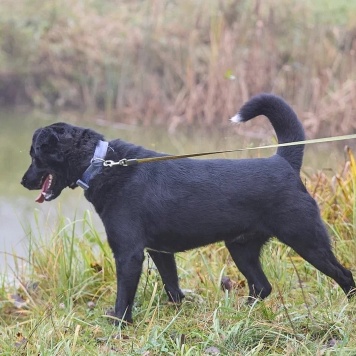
[276,216,356,298]
[148,250,185,303]
[225,235,272,302]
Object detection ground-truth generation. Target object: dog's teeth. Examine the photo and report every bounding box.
[48,174,53,188]
[44,192,53,200]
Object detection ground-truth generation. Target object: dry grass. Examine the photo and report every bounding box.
[0,0,356,135]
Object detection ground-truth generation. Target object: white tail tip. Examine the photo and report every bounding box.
[230,114,243,123]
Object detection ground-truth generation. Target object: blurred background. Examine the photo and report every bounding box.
[0,0,356,271]
[1,0,356,133]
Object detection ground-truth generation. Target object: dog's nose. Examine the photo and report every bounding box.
[21,177,26,186]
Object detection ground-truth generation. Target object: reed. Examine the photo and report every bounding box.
[0,0,355,136]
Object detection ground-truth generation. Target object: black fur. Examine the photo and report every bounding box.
[21,94,356,324]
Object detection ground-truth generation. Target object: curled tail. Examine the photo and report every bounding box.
[231,93,305,172]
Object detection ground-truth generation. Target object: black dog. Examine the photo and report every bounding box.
[21,94,355,324]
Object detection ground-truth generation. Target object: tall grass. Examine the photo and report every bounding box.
[0,0,356,135]
[1,150,356,354]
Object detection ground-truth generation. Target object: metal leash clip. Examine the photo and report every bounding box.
[103,159,129,167]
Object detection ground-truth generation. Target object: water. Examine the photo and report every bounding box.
[0,109,354,275]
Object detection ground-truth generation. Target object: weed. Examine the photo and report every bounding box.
[1,150,356,354]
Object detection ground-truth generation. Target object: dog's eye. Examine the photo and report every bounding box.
[33,157,44,168]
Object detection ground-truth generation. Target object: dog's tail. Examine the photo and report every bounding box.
[231,93,305,172]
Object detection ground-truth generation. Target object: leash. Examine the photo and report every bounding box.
[102,133,356,167]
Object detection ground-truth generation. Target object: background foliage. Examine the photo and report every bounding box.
[0,0,356,135]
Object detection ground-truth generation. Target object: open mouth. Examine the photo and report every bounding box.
[35,174,54,203]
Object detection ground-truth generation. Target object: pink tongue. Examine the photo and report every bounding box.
[35,192,45,203]
[35,175,50,203]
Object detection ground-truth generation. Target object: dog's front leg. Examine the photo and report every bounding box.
[113,249,144,325]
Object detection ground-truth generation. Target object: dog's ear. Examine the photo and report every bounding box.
[35,128,64,162]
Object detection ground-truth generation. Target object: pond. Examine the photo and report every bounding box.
[0,109,354,276]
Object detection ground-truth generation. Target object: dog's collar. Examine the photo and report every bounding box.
[76,140,108,190]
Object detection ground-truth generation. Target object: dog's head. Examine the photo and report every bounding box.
[21,122,103,203]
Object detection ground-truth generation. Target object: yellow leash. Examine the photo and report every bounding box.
[102,133,356,167]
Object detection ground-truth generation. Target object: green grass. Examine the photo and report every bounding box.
[1,153,356,355]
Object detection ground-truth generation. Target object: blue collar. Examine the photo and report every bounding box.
[77,140,108,190]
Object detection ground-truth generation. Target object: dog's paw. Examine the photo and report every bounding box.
[347,287,356,300]
[104,308,132,327]
[166,289,185,304]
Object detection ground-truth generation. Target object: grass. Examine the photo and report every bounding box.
[1,150,356,355]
